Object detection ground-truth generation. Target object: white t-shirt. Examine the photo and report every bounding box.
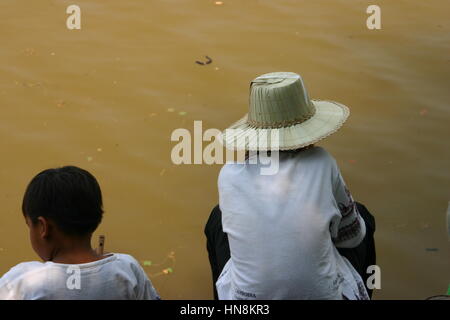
[217,146,369,300]
[0,253,160,300]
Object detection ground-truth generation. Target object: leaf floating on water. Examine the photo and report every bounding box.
[143,260,152,266]
[178,111,187,116]
[87,156,93,162]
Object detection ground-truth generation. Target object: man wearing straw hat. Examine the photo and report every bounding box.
[205,72,376,300]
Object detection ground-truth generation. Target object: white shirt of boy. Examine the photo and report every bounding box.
[0,253,160,300]
[217,146,369,300]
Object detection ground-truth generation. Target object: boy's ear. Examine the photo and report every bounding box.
[36,216,51,239]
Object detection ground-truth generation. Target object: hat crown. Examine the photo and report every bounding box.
[248,72,315,128]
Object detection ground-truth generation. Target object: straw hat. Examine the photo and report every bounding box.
[221,72,350,151]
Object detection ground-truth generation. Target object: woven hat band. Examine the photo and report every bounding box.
[247,104,316,128]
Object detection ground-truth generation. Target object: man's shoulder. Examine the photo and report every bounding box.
[298,146,337,167]
[304,146,333,158]
[219,161,245,181]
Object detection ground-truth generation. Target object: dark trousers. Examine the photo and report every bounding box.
[204,202,376,299]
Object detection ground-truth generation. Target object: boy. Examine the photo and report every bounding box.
[0,166,160,300]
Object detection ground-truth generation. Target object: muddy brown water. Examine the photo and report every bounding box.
[0,0,449,299]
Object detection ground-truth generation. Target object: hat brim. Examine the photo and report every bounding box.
[221,100,349,151]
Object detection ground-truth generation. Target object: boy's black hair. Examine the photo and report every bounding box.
[22,166,104,236]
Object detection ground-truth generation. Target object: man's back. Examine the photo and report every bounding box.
[217,146,368,300]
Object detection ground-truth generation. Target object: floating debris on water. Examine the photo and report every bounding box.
[348,159,357,164]
[87,156,93,162]
[23,48,36,56]
[419,108,428,116]
[215,1,224,5]
[97,148,103,152]
[195,55,213,65]
[143,250,177,278]
[447,201,450,239]
[56,100,65,108]
[167,108,175,112]
[178,111,187,116]
[162,267,174,275]
[160,169,166,176]
[419,222,430,230]
[13,80,43,88]
[425,248,439,252]
[50,52,56,56]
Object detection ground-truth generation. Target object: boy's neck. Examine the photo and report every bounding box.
[49,236,104,264]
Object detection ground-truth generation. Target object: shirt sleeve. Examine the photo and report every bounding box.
[0,265,27,300]
[0,278,18,300]
[330,160,366,249]
[130,258,161,300]
[140,277,161,300]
